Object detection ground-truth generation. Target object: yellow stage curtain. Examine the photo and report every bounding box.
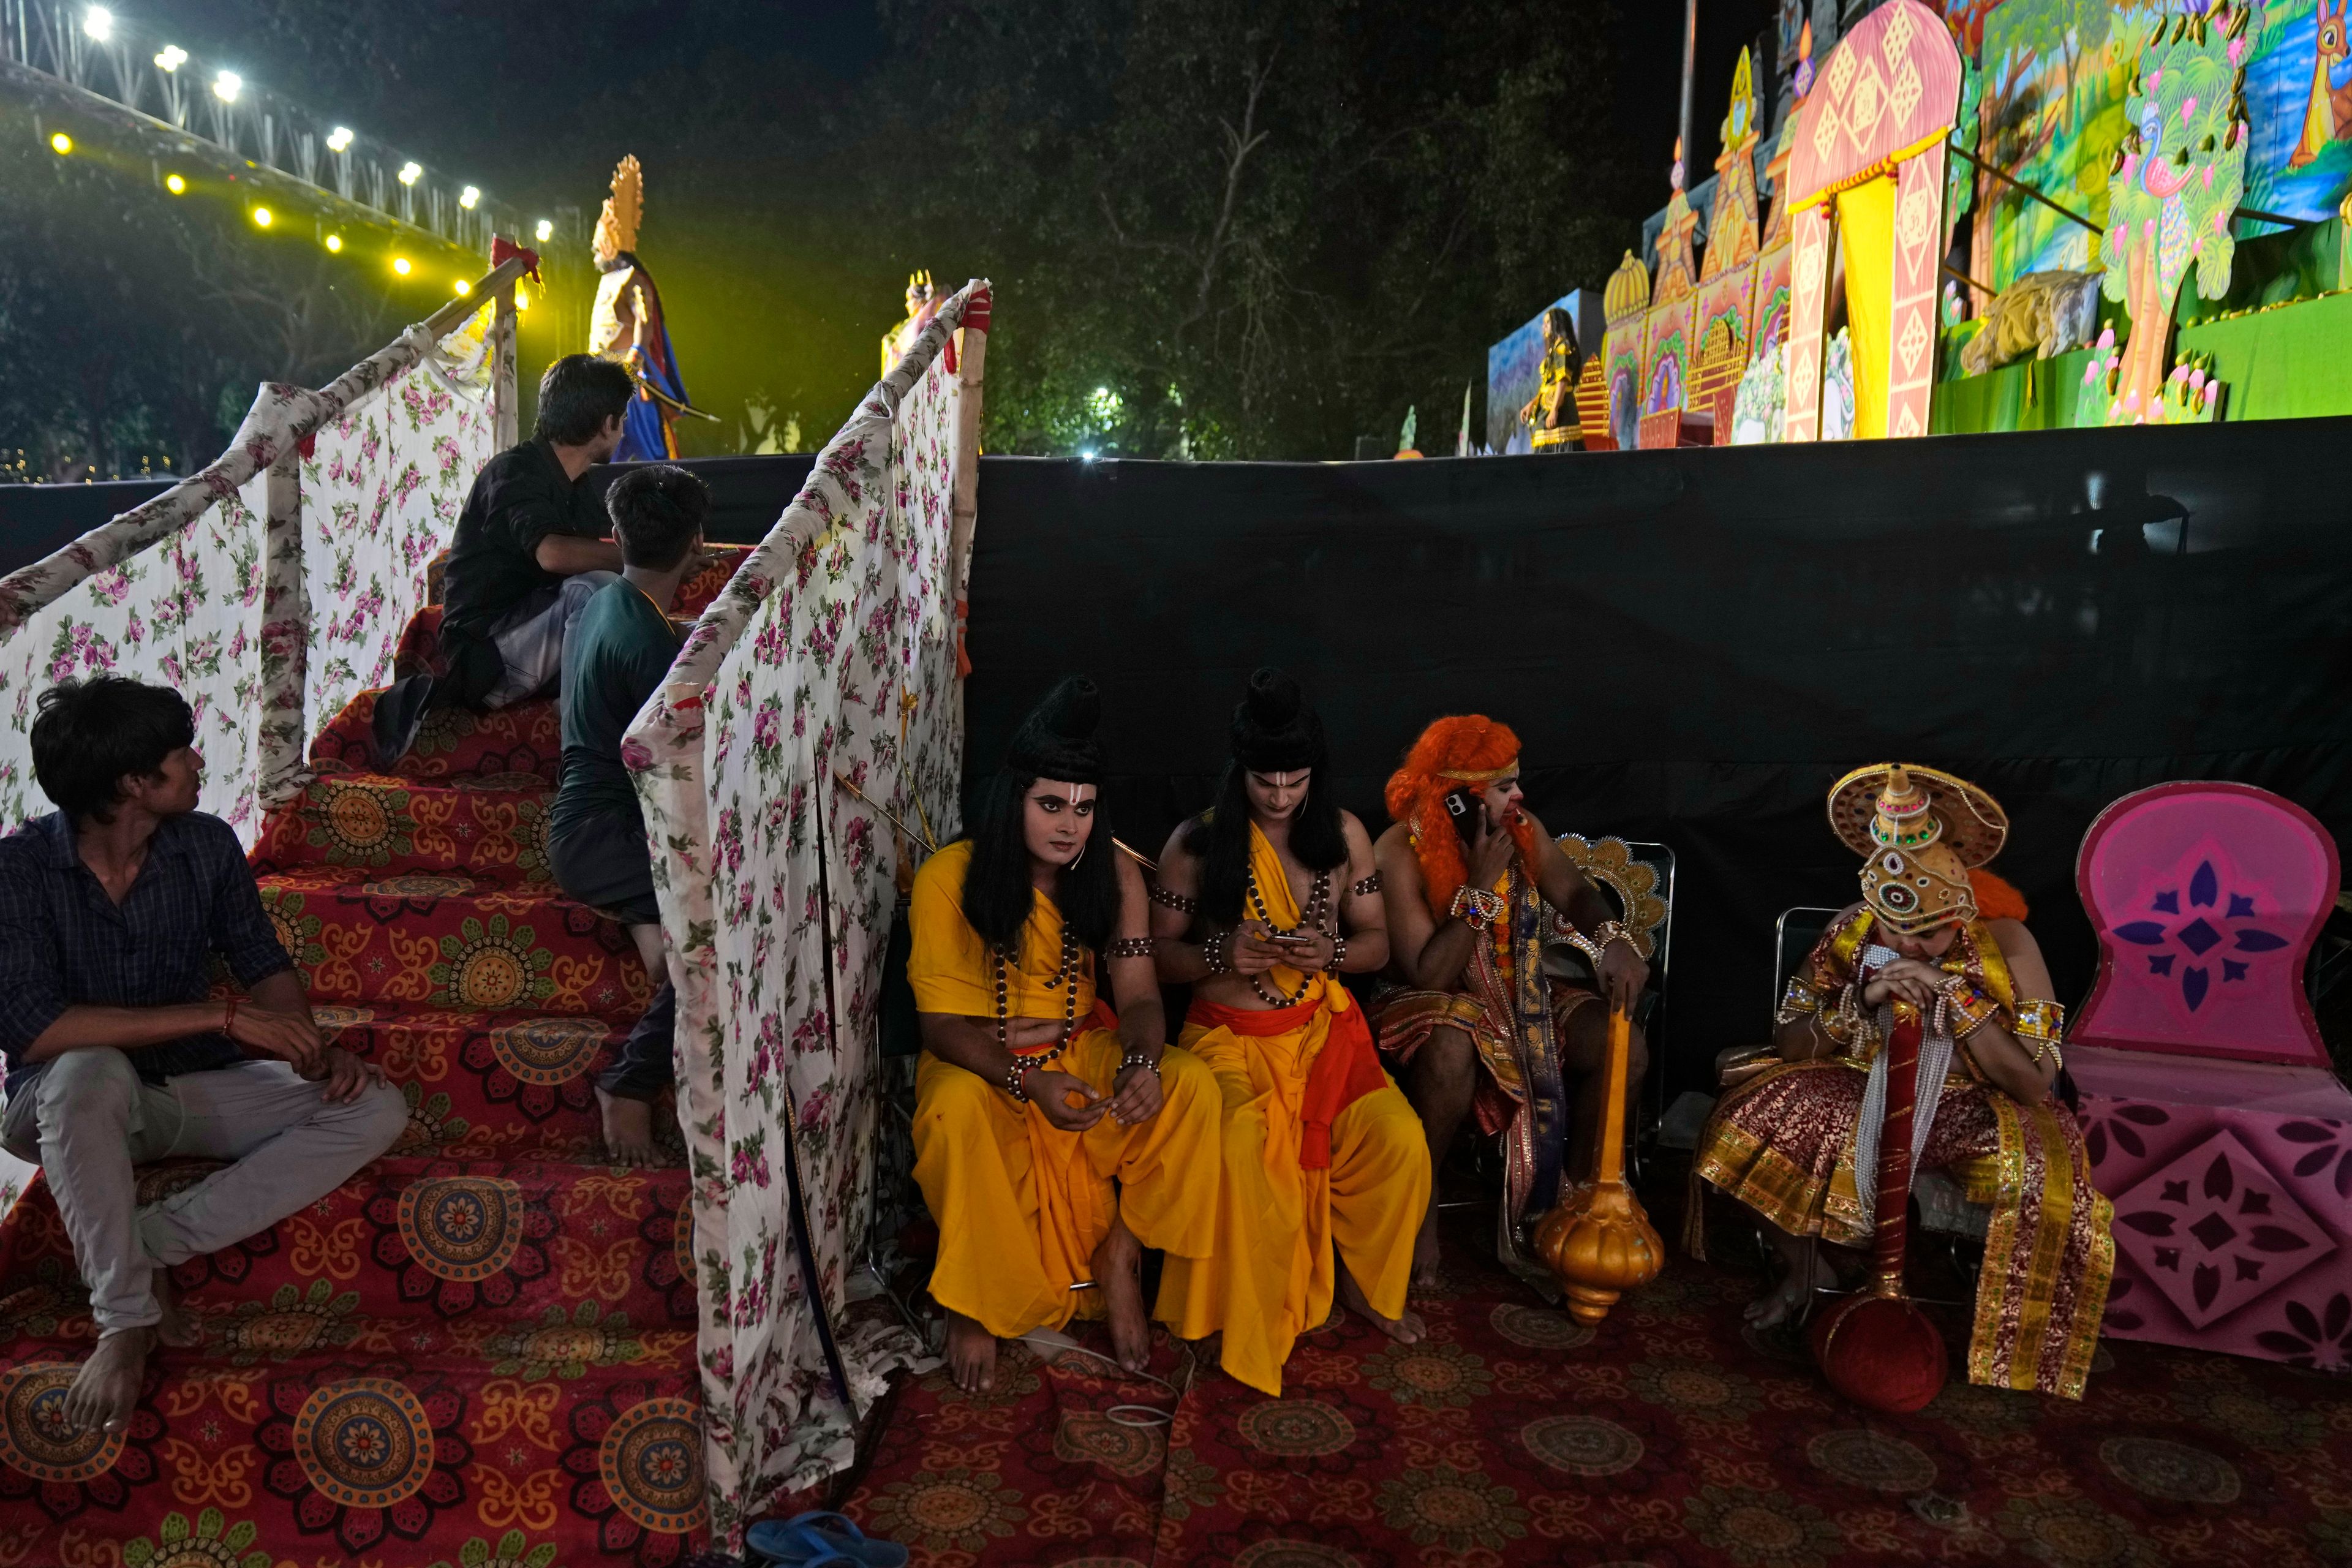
[1836,175,1896,440]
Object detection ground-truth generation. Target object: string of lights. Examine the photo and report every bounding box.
[1,3,559,260]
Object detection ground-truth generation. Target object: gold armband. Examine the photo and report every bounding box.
[1774,976,1825,1027]
[2015,998,2067,1070]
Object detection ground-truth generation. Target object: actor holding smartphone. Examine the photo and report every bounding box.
[1370,714,1649,1295]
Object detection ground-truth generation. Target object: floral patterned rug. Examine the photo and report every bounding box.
[0,556,747,1568]
[835,1187,2352,1568]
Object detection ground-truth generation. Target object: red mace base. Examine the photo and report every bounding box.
[1809,1290,1949,1414]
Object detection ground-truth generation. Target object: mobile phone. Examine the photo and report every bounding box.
[1442,786,1484,845]
[1269,933,1319,948]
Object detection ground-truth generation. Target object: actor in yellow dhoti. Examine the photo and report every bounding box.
[910,677,1220,1393]
[1150,670,1430,1395]
[1687,765,2114,1400]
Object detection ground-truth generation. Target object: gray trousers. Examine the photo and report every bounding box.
[0,1050,407,1334]
[483,570,618,707]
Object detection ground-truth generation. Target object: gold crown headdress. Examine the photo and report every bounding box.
[905,268,934,311]
[593,155,643,265]
[1826,764,2008,935]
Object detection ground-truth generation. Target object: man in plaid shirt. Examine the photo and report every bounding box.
[0,678,405,1436]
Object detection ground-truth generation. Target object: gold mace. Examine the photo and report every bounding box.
[1532,1006,1664,1324]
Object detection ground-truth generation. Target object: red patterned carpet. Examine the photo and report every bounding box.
[0,556,746,1568]
[834,1185,2352,1568]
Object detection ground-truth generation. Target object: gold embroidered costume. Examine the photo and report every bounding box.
[1687,766,2114,1399]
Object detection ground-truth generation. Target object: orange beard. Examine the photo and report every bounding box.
[1384,715,1542,921]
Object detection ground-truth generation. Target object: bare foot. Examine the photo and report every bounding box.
[944,1310,998,1394]
[595,1089,657,1167]
[1745,1250,1837,1329]
[1094,1216,1150,1374]
[65,1327,153,1434]
[153,1269,200,1349]
[1409,1219,1444,1297]
[1337,1263,1425,1344]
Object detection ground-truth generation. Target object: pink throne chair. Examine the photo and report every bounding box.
[2071,781,2352,1370]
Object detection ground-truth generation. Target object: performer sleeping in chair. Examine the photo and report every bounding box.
[1148,669,1431,1394]
[1370,715,1649,1295]
[1688,764,2114,1400]
[908,677,1221,1394]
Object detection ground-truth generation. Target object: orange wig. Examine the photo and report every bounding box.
[1385,715,1542,920]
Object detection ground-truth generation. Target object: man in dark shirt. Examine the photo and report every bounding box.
[372,354,635,764]
[548,464,704,1165]
[0,679,406,1434]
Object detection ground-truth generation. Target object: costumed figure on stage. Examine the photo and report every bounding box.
[1370,716,1649,1294]
[882,270,938,379]
[908,677,1221,1393]
[1149,669,1432,1394]
[590,155,692,462]
[1687,764,2114,1400]
[1518,306,1584,452]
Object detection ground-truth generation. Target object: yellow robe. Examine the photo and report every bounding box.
[908,841,1221,1340]
[1161,824,1431,1395]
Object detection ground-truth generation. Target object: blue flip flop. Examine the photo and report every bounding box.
[744,1510,908,1568]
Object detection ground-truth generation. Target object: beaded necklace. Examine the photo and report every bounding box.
[1243,864,1330,1008]
[993,920,1081,1068]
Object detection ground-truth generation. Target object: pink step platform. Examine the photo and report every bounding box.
[2070,781,2352,1370]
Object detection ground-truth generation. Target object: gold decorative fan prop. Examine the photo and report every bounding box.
[592,154,643,265]
[1551,834,1667,957]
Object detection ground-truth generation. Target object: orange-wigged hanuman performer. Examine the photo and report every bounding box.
[1688,764,2114,1400]
[909,677,1221,1395]
[1148,669,1431,1395]
[1370,715,1650,1295]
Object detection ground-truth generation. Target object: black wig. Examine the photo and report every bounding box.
[1182,666,1348,922]
[960,676,1122,959]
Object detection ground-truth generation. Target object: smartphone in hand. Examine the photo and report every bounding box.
[1443,786,1484,845]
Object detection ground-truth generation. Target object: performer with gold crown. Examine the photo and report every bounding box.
[1147,669,1431,1395]
[590,156,693,462]
[883,271,937,379]
[1688,764,2114,1400]
[1370,715,1650,1295]
[908,676,1221,1395]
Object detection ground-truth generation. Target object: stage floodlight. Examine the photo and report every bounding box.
[398,162,421,186]
[453,279,471,296]
[393,256,412,276]
[48,132,72,155]
[154,44,186,72]
[459,186,479,210]
[83,8,112,42]
[327,126,353,153]
[534,219,553,243]
[515,286,530,310]
[213,70,241,103]
[251,206,272,227]
[325,234,343,252]
[164,172,186,194]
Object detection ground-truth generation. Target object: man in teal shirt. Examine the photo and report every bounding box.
[548,464,706,1165]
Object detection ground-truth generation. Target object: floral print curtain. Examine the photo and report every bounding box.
[0,298,506,1215]
[627,282,988,1542]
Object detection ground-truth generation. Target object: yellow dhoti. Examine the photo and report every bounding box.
[1161,824,1431,1395]
[913,1027,1220,1339]
[907,840,1221,1341]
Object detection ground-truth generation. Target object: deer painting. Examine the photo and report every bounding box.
[2291,0,2351,170]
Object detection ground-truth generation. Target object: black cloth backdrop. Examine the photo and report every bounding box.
[7,428,2348,1098]
[960,419,2352,1102]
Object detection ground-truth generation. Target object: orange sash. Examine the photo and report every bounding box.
[1187,991,1388,1170]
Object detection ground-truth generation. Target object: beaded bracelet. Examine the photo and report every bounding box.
[1449,886,1503,930]
[1330,932,1350,970]
[1118,1050,1159,1079]
[1201,930,1235,976]
[1001,1057,1033,1103]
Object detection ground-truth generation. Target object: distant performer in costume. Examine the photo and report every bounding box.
[908,677,1221,1394]
[1149,669,1431,1394]
[1371,716,1649,1294]
[1519,306,1584,451]
[590,155,692,462]
[1688,764,2114,1400]
[882,270,938,379]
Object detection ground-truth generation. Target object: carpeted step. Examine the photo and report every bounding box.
[252,773,557,884]
[0,1302,709,1564]
[311,692,565,783]
[0,1155,698,1330]
[313,1003,635,1160]
[257,869,650,1013]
